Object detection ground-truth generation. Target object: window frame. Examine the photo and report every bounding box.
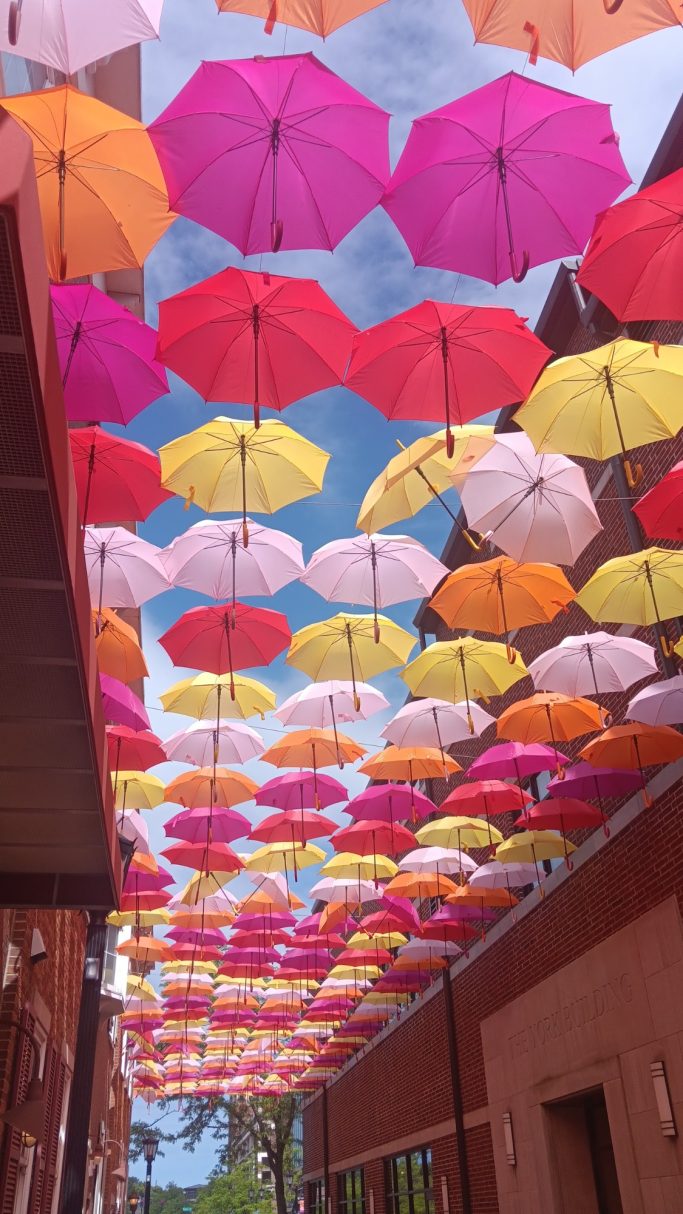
[384,1147,433,1214]
[337,1167,365,1214]
[308,1177,325,1214]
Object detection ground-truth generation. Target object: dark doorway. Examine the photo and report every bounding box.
[545,1088,624,1214]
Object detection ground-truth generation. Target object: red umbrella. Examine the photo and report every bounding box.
[516,797,606,833]
[250,809,338,847]
[106,726,167,778]
[330,819,415,857]
[69,426,172,525]
[633,462,683,541]
[577,169,683,324]
[441,780,533,816]
[161,840,245,872]
[157,267,357,428]
[345,300,550,456]
[159,601,291,693]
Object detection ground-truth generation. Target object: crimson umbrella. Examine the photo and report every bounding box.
[70,426,171,525]
[106,726,166,777]
[157,266,357,427]
[633,462,683,542]
[331,819,415,857]
[250,809,338,848]
[441,780,533,816]
[345,300,550,456]
[161,840,245,872]
[159,601,291,695]
[577,169,683,324]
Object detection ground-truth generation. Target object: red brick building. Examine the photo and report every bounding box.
[302,98,683,1214]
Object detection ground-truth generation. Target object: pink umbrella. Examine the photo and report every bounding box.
[469,860,537,889]
[162,519,304,603]
[301,533,448,639]
[468,741,569,790]
[383,72,630,286]
[1,0,164,77]
[547,762,642,802]
[460,432,602,565]
[255,772,348,811]
[119,809,151,854]
[164,720,265,767]
[51,284,168,424]
[528,631,658,698]
[164,806,252,845]
[100,674,150,731]
[626,676,683,727]
[344,784,437,824]
[381,698,494,750]
[149,53,390,255]
[84,525,171,615]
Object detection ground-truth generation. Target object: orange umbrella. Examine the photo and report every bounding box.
[0,85,174,281]
[240,887,306,912]
[430,557,574,659]
[165,767,258,808]
[261,728,364,807]
[358,745,461,782]
[215,0,389,37]
[446,883,518,939]
[497,692,605,774]
[579,722,683,807]
[383,871,458,899]
[116,935,174,964]
[93,608,148,684]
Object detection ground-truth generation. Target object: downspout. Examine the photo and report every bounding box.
[442,971,472,1214]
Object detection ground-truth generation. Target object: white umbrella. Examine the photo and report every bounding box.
[162,518,304,603]
[459,432,602,565]
[468,860,538,889]
[381,698,494,749]
[274,680,389,729]
[308,877,379,904]
[627,675,683,727]
[84,525,171,612]
[1,0,163,76]
[528,631,658,697]
[398,846,477,875]
[164,719,264,766]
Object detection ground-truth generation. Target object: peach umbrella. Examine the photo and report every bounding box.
[497,692,606,774]
[92,608,148,684]
[578,722,683,807]
[383,872,458,900]
[215,0,388,35]
[164,767,258,808]
[358,745,461,783]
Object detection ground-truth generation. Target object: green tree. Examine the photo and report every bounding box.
[127,1179,186,1214]
[195,1161,271,1214]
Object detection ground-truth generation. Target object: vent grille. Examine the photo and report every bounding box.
[0,351,44,477]
[0,487,60,580]
[0,214,22,337]
[0,586,73,660]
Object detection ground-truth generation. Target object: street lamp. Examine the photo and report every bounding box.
[128,1196,139,1214]
[142,1136,159,1214]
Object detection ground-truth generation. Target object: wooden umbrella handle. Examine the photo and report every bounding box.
[603,0,624,12]
[8,0,22,45]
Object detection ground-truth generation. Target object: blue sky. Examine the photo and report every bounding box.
[127,0,683,1185]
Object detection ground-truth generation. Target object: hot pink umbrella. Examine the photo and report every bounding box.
[51,284,168,423]
[1,0,164,77]
[162,519,304,603]
[84,525,171,614]
[528,631,658,698]
[149,53,390,255]
[164,806,252,844]
[468,741,569,788]
[100,674,150,731]
[383,72,630,286]
[344,784,437,824]
[255,772,348,811]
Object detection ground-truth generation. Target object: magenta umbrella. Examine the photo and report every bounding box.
[255,771,348,812]
[51,284,168,424]
[100,674,150,731]
[344,784,437,824]
[547,762,642,803]
[383,71,630,285]
[150,53,390,255]
[468,741,569,795]
[164,806,252,845]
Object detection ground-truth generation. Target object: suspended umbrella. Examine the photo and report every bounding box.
[469,860,537,891]
[51,284,168,424]
[150,53,390,255]
[165,806,251,846]
[115,810,151,858]
[245,841,326,883]
[287,612,416,709]
[383,871,458,900]
[308,877,378,905]
[382,72,629,286]
[402,637,529,730]
[460,0,683,70]
[161,673,276,724]
[358,745,461,785]
[547,762,642,805]
[627,675,683,727]
[416,799,504,854]
[633,462,683,541]
[107,727,166,780]
[214,0,388,35]
[577,169,683,322]
[165,767,258,809]
[344,785,437,825]
[518,800,607,868]
[255,772,347,813]
[381,700,494,753]
[415,816,504,853]
[0,85,174,282]
[100,674,150,731]
[331,820,415,859]
[468,741,570,792]
[528,631,658,698]
[159,417,330,541]
[250,809,337,850]
[578,723,683,807]
[260,728,366,790]
[113,772,165,819]
[345,300,549,456]
[441,780,533,819]
[157,266,356,428]
[93,609,148,684]
[70,427,171,526]
[446,884,517,938]
[164,719,265,767]
[161,841,245,874]
[460,432,602,565]
[159,601,291,692]
[496,831,575,885]
[398,847,477,877]
[575,547,683,656]
[431,557,574,659]
[497,692,606,775]
[322,853,398,889]
[117,934,175,964]
[162,518,304,606]
[84,526,171,616]
[514,339,683,488]
[0,0,164,75]
[274,682,388,734]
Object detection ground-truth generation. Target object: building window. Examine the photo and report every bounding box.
[337,1168,365,1214]
[308,1178,325,1214]
[385,1148,433,1214]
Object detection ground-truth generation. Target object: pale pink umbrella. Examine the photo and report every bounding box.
[469,860,538,889]
[2,0,164,76]
[119,809,151,854]
[163,518,303,606]
[381,698,494,751]
[274,681,388,732]
[528,631,658,698]
[627,676,683,727]
[460,432,602,565]
[398,847,477,876]
[382,72,629,286]
[84,525,171,614]
[308,877,378,904]
[149,53,390,255]
[164,720,265,767]
[301,533,449,641]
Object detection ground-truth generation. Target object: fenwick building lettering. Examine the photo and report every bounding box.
[508,973,634,1057]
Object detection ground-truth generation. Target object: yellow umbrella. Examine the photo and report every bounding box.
[514,338,683,488]
[113,771,165,812]
[159,417,330,539]
[497,830,576,881]
[576,548,683,655]
[321,852,398,881]
[244,842,326,882]
[357,426,494,537]
[287,612,416,709]
[416,815,504,851]
[160,672,276,721]
[402,637,528,730]
[346,931,407,949]
[126,976,158,1002]
[328,965,382,980]
[107,909,169,929]
[0,85,175,282]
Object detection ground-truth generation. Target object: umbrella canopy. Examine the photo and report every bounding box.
[245,842,326,876]
[399,847,477,875]
[161,673,276,722]
[497,693,605,747]
[344,785,437,824]
[468,860,537,889]
[0,0,164,75]
[250,810,337,848]
[159,418,330,534]
[468,741,570,783]
[274,682,388,729]
[441,780,533,817]
[51,284,168,424]
[633,462,683,541]
[382,72,629,285]
[114,772,165,812]
[575,548,683,630]
[93,609,148,684]
[460,432,602,565]
[579,723,683,771]
[159,601,291,684]
[358,746,461,782]
[261,728,366,772]
[331,820,415,858]
[70,427,171,526]
[157,267,356,427]
[107,727,166,775]
[165,806,252,845]
[255,772,347,812]
[162,519,304,602]
[214,0,388,36]
[381,699,494,749]
[345,300,549,455]
[149,53,390,254]
[430,557,574,648]
[415,814,504,855]
[384,871,458,900]
[100,675,150,731]
[577,169,683,322]
[84,526,171,613]
[546,762,644,802]
[0,85,174,282]
[402,637,529,728]
[287,613,416,707]
[514,339,683,487]
[518,799,606,834]
[165,767,258,809]
[528,631,658,698]
[164,720,265,767]
[496,831,574,868]
[627,676,683,727]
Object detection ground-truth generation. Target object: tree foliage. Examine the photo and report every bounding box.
[127,1179,186,1214]
[195,1161,271,1214]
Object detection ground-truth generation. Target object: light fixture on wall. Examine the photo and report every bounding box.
[502,1112,517,1166]
[651,1061,677,1138]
